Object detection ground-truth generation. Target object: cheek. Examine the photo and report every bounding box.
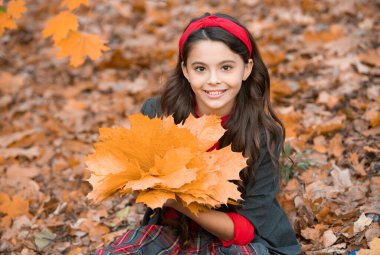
[226,76,244,88]
[225,69,245,85]
[188,74,207,87]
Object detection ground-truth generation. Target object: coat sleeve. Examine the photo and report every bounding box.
[140,97,162,119]
[236,130,300,253]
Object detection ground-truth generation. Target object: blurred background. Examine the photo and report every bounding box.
[0,0,379,254]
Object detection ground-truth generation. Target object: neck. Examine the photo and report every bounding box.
[194,99,233,117]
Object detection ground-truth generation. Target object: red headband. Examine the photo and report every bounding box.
[179,15,252,60]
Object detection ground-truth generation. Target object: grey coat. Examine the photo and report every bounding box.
[139,97,301,255]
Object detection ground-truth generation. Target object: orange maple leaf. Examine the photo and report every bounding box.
[0,13,16,36]
[86,114,247,214]
[7,0,26,19]
[42,11,78,43]
[0,1,3,6]
[61,0,89,10]
[56,31,109,67]
[0,192,32,227]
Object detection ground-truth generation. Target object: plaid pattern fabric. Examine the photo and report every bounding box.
[94,225,269,255]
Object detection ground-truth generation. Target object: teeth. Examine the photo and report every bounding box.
[205,90,225,95]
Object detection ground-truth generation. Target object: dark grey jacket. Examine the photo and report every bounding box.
[139,97,301,255]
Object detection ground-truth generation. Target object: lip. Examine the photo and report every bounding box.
[203,89,227,99]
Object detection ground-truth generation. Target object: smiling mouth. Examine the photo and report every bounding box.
[203,89,227,95]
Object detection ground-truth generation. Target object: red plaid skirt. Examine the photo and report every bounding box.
[94,224,270,255]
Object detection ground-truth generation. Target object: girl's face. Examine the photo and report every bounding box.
[181,40,253,116]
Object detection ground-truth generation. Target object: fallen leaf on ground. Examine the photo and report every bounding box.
[354,213,373,234]
[61,0,89,10]
[322,229,337,247]
[0,192,31,227]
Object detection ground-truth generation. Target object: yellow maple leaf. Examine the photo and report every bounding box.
[56,31,109,67]
[0,192,32,227]
[86,113,247,214]
[136,190,176,210]
[7,0,26,19]
[181,114,226,151]
[42,11,78,43]
[61,0,89,10]
[0,13,16,36]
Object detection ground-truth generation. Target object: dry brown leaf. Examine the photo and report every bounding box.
[301,227,320,241]
[278,111,303,138]
[331,165,352,190]
[78,219,109,241]
[329,133,345,158]
[316,116,346,134]
[322,229,337,248]
[0,129,36,148]
[317,91,340,109]
[362,126,380,137]
[365,226,380,243]
[350,98,369,111]
[270,79,295,101]
[0,176,43,202]
[0,72,25,93]
[364,146,380,154]
[359,49,380,67]
[0,147,40,159]
[349,152,367,176]
[364,108,380,128]
[354,213,373,234]
[304,25,344,42]
[313,135,328,153]
[5,165,40,179]
[300,167,329,185]
[261,50,286,67]
[66,247,83,255]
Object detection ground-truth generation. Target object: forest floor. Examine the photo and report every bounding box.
[0,0,379,254]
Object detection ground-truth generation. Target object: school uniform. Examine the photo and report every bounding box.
[94,97,301,255]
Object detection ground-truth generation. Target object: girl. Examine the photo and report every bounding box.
[95,13,300,255]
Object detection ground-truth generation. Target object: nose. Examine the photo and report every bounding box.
[207,70,221,85]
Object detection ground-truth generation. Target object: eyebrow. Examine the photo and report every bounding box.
[190,60,236,66]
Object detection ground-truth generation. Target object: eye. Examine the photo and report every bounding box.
[195,66,206,72]
[222,65,232,71]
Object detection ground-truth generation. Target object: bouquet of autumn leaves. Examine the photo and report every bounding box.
[86,113,247,214]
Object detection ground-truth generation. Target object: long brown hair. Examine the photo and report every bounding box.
[160,12,285,246]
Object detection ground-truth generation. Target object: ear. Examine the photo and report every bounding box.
[243,59,253,81]
[181,61,190,80]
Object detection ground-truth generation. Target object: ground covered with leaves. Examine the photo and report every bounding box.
[0,0,379,254]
